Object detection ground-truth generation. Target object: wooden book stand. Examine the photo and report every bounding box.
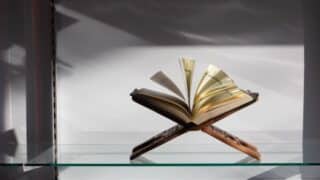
[130,92,261,160]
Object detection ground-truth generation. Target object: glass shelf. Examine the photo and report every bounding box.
[1,132,320,167]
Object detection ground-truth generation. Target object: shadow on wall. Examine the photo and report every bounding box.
[248,166,300,180]
[57,0,304,45]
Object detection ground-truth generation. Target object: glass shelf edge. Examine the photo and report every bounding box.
[1,163,320,167]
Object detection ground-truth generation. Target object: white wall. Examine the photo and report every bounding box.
[56,6,304,145]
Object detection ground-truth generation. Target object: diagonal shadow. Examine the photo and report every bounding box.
[57,0,303,45]
[248,166,300,180]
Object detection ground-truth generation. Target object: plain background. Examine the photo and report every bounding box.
[55,0,304,145]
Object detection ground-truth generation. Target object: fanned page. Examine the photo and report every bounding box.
[194,91,253,125]
[150,71,185,100]
[193,65,234,105]
[179,57,195,108]
[193,64,236,114]
[191,64,253,124]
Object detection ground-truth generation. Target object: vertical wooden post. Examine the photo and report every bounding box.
[0,0,10,164]
[0,0,9,133]
[24,0,56,164]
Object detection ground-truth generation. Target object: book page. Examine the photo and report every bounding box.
[193,88,245,115]
[179,57,195,108]
[194,65,234,101]
[150,71,185,100]
[131,88,192,124]
[193,92,253,125]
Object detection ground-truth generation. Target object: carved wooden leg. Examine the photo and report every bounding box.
[130,125,187,160]
[202,125,261,160]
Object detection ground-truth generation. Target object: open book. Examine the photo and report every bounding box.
[130,57,261,160]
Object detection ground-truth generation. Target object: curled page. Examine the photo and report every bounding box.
[193,64,235,110]
[195,65,234,96]
[179,57,195,108]
[151,71,185,100]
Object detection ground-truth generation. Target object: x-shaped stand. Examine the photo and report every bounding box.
[130,92,261,160]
